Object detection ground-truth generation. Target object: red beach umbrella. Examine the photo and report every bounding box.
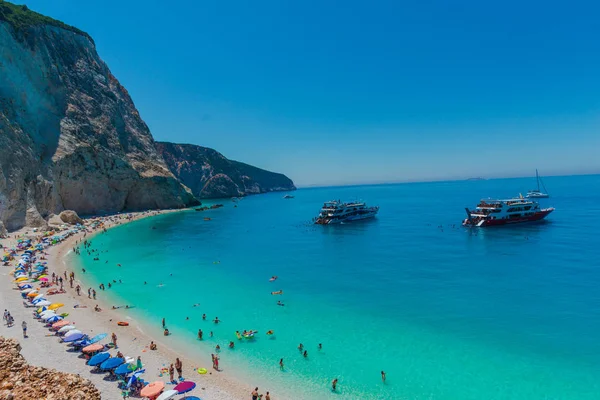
[174,381,196,394]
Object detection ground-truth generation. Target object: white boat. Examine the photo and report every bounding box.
[526,169,549,198]
[314,200,379,224]
[463,195,554,227]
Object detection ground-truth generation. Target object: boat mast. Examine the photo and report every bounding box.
[536,169,540,191]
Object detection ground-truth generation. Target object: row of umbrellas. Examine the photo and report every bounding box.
[13,239,200,399]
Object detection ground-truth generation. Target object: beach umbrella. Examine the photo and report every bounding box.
[39,310,55,318]
[89,333,108,344]
[58,325,76,333]
[88,352,110,366]
[52,320,71,329]
[140,381,165,399]
[48,303,64,310]
[36,300,51,307]
[114,363,135,376]
[82,343,104,353]
[15,274,27,279]
[47,315,63,323]
[156,389,179,400]
[15,278,29,283]
[100,357,124,371]
[39,277,49,282]
[63,332,85,342]
[174,381,196,395]
[27,291,39,298]
[33,298,48,305]
[20,288,34,294]
[36,306,48,314]
[33,294,46,301]
[126,369,145,388]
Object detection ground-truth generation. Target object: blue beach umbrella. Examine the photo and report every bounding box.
[89,333,107,344]
[114,363,134,376]
[47,315,63,323]
[127,369,145,388]
[100,357,124,371]
[88,352,110,366]
[62,332,85,342]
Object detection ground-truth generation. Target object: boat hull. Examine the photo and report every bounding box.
[316,211,378,225]
[463,208,554,227]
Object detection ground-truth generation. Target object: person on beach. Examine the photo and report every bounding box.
[136,356,143,370]
[94,304,102,312]
[87,288,91,298]
[252,387,259,400]
[332,378,338,392]
[198,329,203,340]
[21,321,27,338]
[112,332,118,348]
[381,370,386,383]
[150,341,157,350]
[75,285,81,295]
[169,363,175,382]
[92,289,96,300]
[279,358,284,370]
[265,391,271,400]
[175,358,183,379]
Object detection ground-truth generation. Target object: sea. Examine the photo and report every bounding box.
[72,174,600,399]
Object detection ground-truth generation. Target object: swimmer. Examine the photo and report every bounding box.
[271,290,283,295]
[229,341,234,348]
[277,300,285,306]
[186,316,189,321]
[298,343,304,352]
[381,370,386,383]
[332,378,338,391]
[216,344,220,351]
[303,350,308,358]
[318,343,322,351]
[269,275,278,281]
[213,317,221,324]
[193,303,200,307]
[266,330,274,335]
[279,358,284,370]
[202,314,206,320]
[163,328,170,336]
[210,331,213,337]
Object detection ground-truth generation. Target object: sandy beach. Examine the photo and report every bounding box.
[0,210,254,400]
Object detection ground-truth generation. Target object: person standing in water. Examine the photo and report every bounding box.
[279,358,284,370]
[332,378,338,392]
[198,329,203,340]
[298,343,303,352]
[381,370,386,383]
[162,318,165,328]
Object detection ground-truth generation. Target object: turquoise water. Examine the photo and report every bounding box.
[74,175,600,399]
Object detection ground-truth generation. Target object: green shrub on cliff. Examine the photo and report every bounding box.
[0,0,93,43]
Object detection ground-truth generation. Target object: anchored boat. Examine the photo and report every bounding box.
[463,196,554,227]
[314,200,379,225]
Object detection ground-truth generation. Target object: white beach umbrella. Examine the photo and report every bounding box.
[41,312,57,320]
[36,300,51,307]
[156,389,179,400]
[64,329,82,338]
[15,274,28,279]
[33,294,45,301]
[58,325,76,333]
[39,310,55,318]
[20,288,34,294]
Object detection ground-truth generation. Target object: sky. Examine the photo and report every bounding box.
[15,0,600,186]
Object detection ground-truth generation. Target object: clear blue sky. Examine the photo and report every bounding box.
[17,0,600,186]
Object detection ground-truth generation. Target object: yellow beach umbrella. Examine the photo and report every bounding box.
[48,303,64,311]
[16,277,29,282]
[27,291,39,298]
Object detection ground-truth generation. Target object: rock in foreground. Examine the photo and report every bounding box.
[0,337,101,400]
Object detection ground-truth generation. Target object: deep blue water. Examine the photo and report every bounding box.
[76,175,600,399]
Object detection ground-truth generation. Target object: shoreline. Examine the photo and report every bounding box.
[1,209,253,400]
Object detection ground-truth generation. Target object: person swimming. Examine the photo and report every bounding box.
[271,290,283,295]
[277,300,284,306]
[269,276,278,281]
[164,328,170,336]
[213,317,221,324]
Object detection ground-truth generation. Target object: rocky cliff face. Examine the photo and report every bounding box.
[0,337,101,400]
[156,142,296,199]
[0,3,197,230]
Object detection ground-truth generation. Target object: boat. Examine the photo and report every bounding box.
[526,169,549,198]
[463,196,554,227]
[314,200,379,225]
[283,194,294,199]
